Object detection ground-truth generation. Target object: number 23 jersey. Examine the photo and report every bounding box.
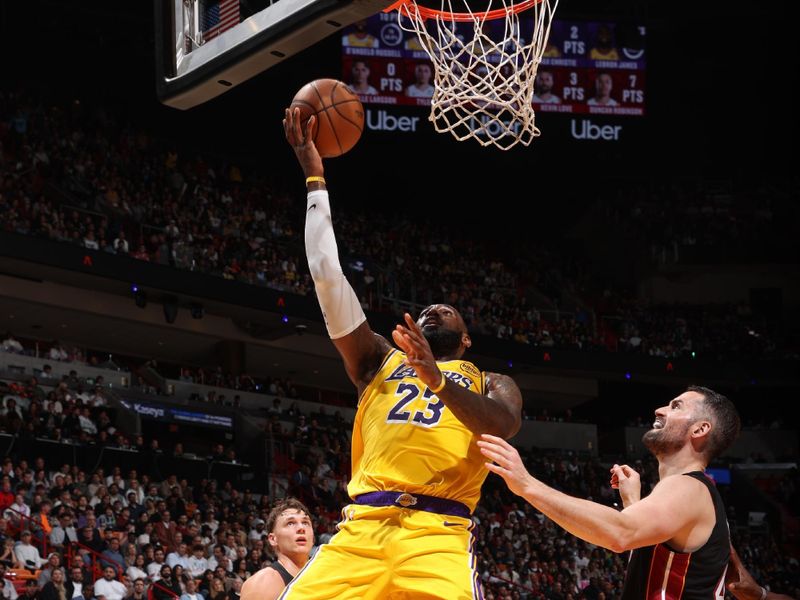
[347,349,488,512]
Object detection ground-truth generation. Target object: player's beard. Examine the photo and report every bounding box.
[641,421,690,456]
[422,327,463,359]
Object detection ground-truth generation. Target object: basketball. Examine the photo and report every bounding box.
[289,79,364,158]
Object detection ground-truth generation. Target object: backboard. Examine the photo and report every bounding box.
[155,0,394,110]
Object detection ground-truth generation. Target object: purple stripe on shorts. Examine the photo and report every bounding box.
[353,491,471,518]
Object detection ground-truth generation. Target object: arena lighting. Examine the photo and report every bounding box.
[624,372,632,380]
[163,296,178,324]
[281,315,289,323]
[190,303,204,319]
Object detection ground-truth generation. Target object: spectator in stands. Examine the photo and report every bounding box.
[21,581,38,600]
[166,543,190,570]
[1,333,23,354]
[126,555,148,584]
[171,567,186,594]
[37,553,63,587]
[125,579,146,600]
[0,537,20,569]
[15,530,45,569]
[186,545,208,579]
[152,565,181,600]
[100,536,126,572]
[227,578,242,600]
[77,525,104,563]
[247,519,265,543]
[50,512,78,550]
[147,548,167,581]
[39,568,67,600]
[179,578,201,600]
[40,365,55,380]
[232,560,250,582]
[27,377,46,403]
[207,578,226,600]
[93,567,127,600]
[48,341,69,362]
[112,232,129,255]
[154,511,179,553]
[98,506,116,530]
[7,492,31,525]
[0,480,13,514]
[207,546,231,574]
[0,562,18,600]
[65,565,86,600]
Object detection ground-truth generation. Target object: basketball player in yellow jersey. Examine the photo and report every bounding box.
[281,107,523,600]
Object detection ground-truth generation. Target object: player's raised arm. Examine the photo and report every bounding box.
[283,107,391,390]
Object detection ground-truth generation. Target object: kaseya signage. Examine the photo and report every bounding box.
[119,400,233,429]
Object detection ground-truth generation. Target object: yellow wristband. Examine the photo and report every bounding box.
[306,176,326,185]
[430,372,447,394]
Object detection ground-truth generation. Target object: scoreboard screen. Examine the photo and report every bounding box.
[341,14,646,116]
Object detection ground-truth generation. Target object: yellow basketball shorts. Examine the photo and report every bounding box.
[278,503,484,599]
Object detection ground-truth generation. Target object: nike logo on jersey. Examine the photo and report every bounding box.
[442,521,462,527]
[307,204,317,211]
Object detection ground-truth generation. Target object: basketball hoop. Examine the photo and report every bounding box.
[386,0,558,150]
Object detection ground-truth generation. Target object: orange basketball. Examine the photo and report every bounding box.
[290,79,365,158]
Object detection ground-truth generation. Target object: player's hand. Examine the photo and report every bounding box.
[283,107,324,179]
[610,463,641,508]
[391,312,442,391]
[727,545,764,600]
[477,434,534,498]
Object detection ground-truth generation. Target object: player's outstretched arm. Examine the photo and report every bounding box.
[478,434,708,553]
[283,108,390,390]
[392,312,521,438]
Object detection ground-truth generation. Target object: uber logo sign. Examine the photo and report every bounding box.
[570,119,622,141]
[366,109,420,132]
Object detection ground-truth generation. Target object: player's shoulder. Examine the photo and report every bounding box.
[241,566,284,595]
[483,371,519,394]
[653,472,710,495]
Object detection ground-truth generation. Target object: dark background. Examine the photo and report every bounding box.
[3,0,797,235]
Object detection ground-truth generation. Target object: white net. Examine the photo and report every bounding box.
[396,0,558,150]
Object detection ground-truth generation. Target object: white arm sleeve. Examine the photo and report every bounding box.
[305,189,367,339]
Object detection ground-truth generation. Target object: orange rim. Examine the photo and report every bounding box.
[385,0,544,22]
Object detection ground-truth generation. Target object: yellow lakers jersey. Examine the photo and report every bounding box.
[348,349,488,512]
[589,47,620,60]
[345,33,378,48]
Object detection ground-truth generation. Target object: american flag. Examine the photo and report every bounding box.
[202,0,240,42]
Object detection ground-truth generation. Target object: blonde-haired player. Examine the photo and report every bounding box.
[240,498,313,600]
[280,107,523,599]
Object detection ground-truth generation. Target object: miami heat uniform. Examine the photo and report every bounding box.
[622,472,730,600]
[280,349,488,599]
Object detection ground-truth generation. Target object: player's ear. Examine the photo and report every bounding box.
[691,419,711,439]
[462,332,472,349]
